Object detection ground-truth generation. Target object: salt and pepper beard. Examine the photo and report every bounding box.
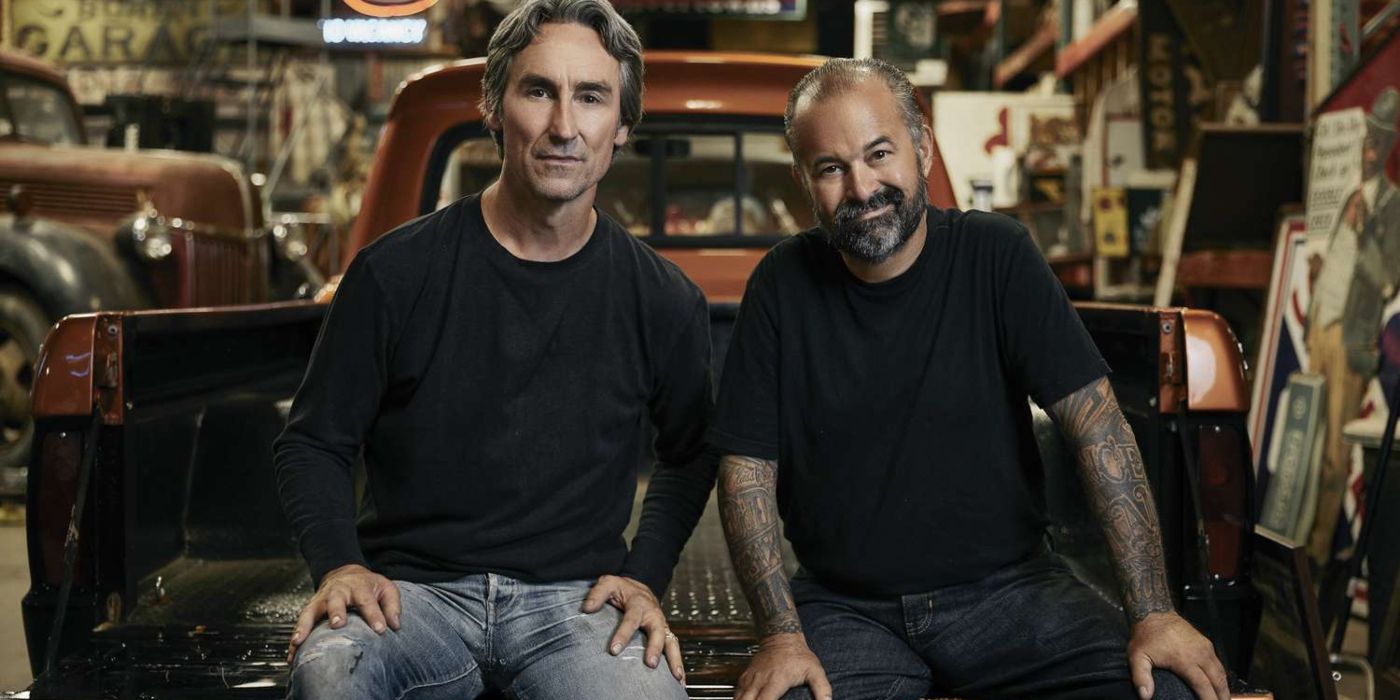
[814,166,928,264]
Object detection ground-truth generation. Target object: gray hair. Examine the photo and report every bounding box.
[480,0,644,152]
[784,58,924,158]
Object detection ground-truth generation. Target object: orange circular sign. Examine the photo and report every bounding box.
[343,0,440,17]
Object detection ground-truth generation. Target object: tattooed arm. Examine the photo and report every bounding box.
[719,454,832,700]
[1047,376,1228,700]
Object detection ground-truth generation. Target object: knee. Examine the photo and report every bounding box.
[288,630,378,698]
[1150,669,1198,700]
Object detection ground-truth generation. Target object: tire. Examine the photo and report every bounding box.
[0,288,53,497]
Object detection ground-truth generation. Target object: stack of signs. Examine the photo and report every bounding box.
[1259,373,1328,543]
[1249,214,1322,513]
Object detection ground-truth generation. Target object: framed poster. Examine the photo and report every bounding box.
[1303,25,1400,564]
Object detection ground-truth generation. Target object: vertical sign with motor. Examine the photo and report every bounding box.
[1137,0,1211,170]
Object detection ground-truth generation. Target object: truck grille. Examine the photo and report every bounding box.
[149,230,268,308]
[0,179,139,220]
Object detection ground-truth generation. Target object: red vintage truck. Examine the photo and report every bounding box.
[0,49,319,499]
[21,53,1261,698]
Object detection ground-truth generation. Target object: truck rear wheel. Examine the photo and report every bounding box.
[0,288,49,497]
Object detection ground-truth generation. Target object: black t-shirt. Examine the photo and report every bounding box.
[274,194,715,595]
[709,207,1107,595]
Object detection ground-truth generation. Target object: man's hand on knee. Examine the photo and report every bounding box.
[1128,611,1228,700]
[736,633,831,700]
[287,564,402,662]
[582,574,685,682]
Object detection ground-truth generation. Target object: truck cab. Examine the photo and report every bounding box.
[21,53,1260,698]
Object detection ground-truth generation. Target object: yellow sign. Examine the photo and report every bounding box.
[1093,187,1130,258]
[8,0,249,66]
[343,0,439,17]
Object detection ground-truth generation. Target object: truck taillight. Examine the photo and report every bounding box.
[1196,424,1249,581]
[30,427,91,587]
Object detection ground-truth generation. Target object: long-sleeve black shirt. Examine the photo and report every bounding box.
[274,194,715,596]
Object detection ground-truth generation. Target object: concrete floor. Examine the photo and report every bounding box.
[0,514,31,693]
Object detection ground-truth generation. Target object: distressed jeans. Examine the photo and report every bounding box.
[781,553,1197,700]
[287,574,687,700]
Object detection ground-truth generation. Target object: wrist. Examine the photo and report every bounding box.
[758,631,807,648]
[323,563,371,581]
[1131,609,1179,628]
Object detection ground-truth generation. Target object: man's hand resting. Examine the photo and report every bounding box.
[582,574,685,682]
[1129,611,1228,700]
[286,563,401,662]
[735,632,831,700]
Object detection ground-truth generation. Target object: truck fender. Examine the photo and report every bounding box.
[0,215,149,319]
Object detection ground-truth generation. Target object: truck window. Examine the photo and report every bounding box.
[1,75,81,146]
[430,118,814,245]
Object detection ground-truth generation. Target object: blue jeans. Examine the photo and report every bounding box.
[781,553,1196,700]
[288,574,687,700]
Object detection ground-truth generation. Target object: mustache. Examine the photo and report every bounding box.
[833,186,905,227]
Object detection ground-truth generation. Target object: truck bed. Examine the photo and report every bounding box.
[22,302,1260,699]
[28,486,775,699]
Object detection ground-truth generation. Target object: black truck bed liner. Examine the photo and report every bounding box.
[28,490,776,699]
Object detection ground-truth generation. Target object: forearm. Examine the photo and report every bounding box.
[273,436,366,585]
[718,454,800,636]
[1049,378,1172,621]
[623,450,719,596]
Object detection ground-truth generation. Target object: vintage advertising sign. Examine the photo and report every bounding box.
[931,92,1075,210]
[1305,107,1366,239]
[7,0,247,65]
[1136,0,1212,169]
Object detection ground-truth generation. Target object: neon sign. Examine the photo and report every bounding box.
[321,18,428,44]
[342,0,439,18]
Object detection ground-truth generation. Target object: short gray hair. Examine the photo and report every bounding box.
[784,58,924,157]
[480,0,644,151]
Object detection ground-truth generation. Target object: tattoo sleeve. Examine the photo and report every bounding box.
[718,454,801,637]
[1047,376,1174,622]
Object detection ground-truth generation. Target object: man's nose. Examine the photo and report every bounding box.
[549,100,578,142]
[844,163,880,204]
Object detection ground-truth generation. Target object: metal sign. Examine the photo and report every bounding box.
[7,0,245,66]
[1138,0,1213,169]
[884,1,937,68]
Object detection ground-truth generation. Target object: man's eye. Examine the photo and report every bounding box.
[871,149,891,161]
[527,87,548,98]
[580,93,601,104]
[818,165,841,176]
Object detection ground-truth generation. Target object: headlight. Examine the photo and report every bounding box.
[130,217,172,261]
[272,221,309,262]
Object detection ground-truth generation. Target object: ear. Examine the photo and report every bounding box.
[484,111,501,132]
[917,124,934,179]
[614,122,630,148]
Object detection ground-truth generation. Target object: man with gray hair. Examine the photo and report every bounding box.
[274,1,713,697]
[713,58,1227,700]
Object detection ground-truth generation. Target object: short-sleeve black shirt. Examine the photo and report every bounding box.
[709,207,1108,595]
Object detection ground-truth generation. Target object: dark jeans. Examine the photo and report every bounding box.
[781,553,1195,700]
